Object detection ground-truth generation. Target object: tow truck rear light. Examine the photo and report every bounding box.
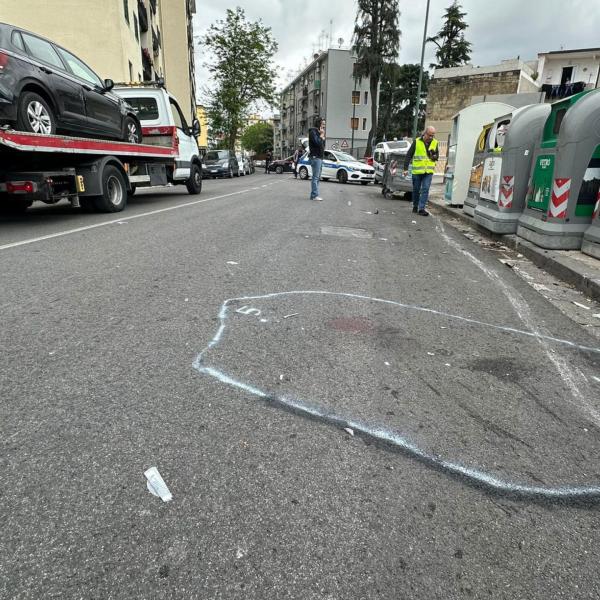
[0,51,8,70]
[6,181,35,194]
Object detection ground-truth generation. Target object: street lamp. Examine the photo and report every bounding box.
[412,0,431,139]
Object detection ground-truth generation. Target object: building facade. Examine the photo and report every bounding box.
[280,48,373,157]
[2,0,196,121]
[536,48,600,100]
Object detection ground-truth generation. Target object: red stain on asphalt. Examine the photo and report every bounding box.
[327,316,375,334]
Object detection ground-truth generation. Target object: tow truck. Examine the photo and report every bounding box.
[0,82,203,214]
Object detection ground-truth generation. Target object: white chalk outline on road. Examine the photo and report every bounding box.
[193,290,600,503]
[435,219,598,425]
[0,181,287,252]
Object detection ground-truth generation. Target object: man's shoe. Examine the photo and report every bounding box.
[315,196,323,201]
[418,209,429,216]
[412,206,418,213]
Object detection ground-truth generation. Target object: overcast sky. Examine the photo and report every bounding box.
[193,0,599,105]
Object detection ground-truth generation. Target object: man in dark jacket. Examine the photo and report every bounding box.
[265,149,273,174]
[308,117,326,200]
[403,126,439,216]
[292,145,304,179]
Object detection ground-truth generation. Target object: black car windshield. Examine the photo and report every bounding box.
[206,151,228,161]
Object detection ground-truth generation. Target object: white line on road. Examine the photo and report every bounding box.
[0,185,278,252]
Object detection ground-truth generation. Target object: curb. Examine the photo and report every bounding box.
[429,198,600,302]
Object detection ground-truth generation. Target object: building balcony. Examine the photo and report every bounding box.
[149,0,157,14]
[152,27,161,54]
[138,0,149,32]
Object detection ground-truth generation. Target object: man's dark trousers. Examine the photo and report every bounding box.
[412,173,433,211]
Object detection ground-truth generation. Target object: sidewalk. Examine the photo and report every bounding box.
[426,183,600,302]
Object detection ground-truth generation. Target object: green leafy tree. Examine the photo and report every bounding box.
[428,1,472,69]
[377,63,429,140]
[240,122,274,154]
[353,0,401,156]
[203,8,278,153]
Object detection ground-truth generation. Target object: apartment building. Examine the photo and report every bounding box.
[2,0,196,121]
[280,48,373,157]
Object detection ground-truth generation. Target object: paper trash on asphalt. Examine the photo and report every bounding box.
[343,427,355,437]
[572,301,591,310]
[145,467,172,502]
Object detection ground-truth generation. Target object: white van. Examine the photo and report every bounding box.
[373,139,412,183]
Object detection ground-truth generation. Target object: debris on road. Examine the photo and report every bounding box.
[412,220,417,224]
[145,467,172,503]
[343,427,355,437]
[283,313,299,319]
[572,301,591,310]
[427,352,435,356]
[226,261,239,265]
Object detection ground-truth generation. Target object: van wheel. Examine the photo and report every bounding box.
[186,162,202,195]
[17,92,56,135]
[299,167,308,180]
[337,170,348,184]
[93,164,127,212]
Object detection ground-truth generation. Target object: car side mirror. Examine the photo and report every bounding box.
[103,78,114,92]
[190,118,201,137]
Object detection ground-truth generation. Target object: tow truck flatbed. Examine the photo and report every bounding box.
[0,126,178,159]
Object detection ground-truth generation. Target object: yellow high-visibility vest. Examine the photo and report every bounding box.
[411,138,438,175]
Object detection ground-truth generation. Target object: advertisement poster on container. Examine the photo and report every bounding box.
[480,156,503,203]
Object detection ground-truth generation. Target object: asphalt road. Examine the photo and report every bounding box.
[2,173,600,599]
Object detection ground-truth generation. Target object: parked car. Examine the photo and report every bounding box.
[297,150,375,184]
[268,155,295,174]
[202,150,239,178]
[0,22,142,142]
[373,140,412,183]
[254,158,265,169]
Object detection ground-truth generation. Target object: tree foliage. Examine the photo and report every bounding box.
[202,8,278,152]
[353,0,401,155]
[240,122,274,154]
[428,1,472,69]
[377,63,429,140]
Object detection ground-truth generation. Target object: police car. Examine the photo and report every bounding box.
[297,149,375,185]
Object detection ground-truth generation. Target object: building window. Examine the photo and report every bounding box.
[364,91,368,105]
[350,117,359,130]
[352,91,360,105]
[352,62,359,77]
[128,61,133,82]
[134,15,139,40]
[123,0,129,24]
[362,118,367,130]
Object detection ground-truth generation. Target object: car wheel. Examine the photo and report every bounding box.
[17,92,56,135]
[299,167,308,180]
[337,170,348,184]
[186,162,202,195]
[93,164,127,212]
[123,116,142,143]
[275,166,284,174]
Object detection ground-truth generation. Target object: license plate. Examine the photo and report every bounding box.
[211,170,218,173]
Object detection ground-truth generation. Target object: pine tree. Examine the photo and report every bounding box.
[353,0,401,156]
[377,63,429,140]
[428,1,472,69]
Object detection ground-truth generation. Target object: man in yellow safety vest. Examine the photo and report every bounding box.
[403,126,439,216]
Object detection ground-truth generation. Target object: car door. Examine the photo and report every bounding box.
[322,150,338,179]
[54,46,122,138]
[20,32,87,132]
[169,96,198,180]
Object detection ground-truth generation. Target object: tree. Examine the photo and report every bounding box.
[377,63,429,140]
[202,8,278,153]
[240,122,274,155]
[428,1,472,69]
[353,0,401,156]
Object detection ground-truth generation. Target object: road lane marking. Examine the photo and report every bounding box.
[193,290,600,504]
[0,187,261,251]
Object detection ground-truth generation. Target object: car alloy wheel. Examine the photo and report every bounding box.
[337,170,348,184]
[276,166,283,174]
[127,121,138,143]
[27,101,52,134]
[299,167,308,180]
